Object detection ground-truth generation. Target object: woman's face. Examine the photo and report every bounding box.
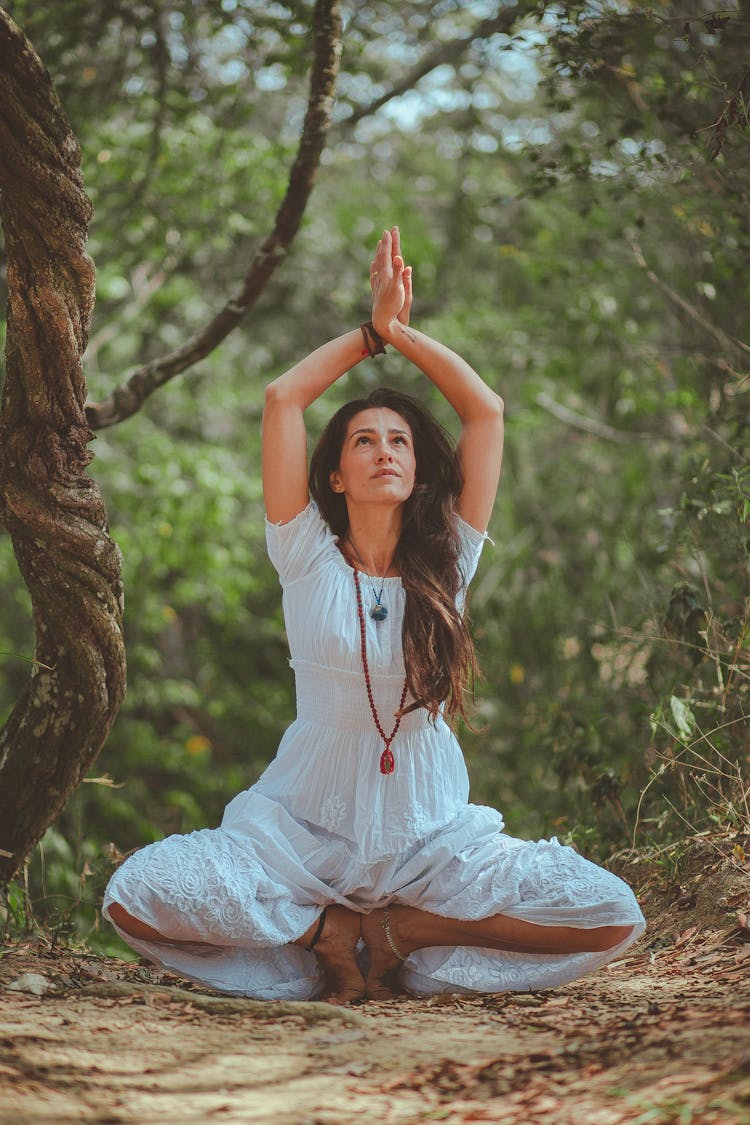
[329,407,417,510]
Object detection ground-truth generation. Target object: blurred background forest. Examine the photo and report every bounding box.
[1,0,748,953]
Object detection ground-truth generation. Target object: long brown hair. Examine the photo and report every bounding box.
[309,387,478,723]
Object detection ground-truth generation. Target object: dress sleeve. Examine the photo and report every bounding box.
[265,501,337,585]
[455,513,491,591]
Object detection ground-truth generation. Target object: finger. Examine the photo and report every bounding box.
[375,233,390,271]
[391,225,401,259]
[399,267,413,325]
[377,246,393,280]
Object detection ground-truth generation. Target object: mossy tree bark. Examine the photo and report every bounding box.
[0,10,126,883]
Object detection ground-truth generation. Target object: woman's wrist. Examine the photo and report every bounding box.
[373,318,415,348]
[374,316,410,343]
[370,315,391,339]
[360,321,387,357]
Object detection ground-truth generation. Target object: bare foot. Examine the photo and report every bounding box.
[361,907,409,1001]
[310,905,365,1005]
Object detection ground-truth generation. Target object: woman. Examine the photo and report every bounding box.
[104,227,645,1003]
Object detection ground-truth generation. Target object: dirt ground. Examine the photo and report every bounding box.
[2,838,750,1125]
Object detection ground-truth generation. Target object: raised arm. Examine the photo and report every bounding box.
[262,232,414,526]
[262,332,367,525]
[370,228,504,533]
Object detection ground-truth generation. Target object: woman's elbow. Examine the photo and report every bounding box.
[264,378,284,408]
[264,377,299,415]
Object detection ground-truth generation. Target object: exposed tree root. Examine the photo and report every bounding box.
[76,979,369,1027]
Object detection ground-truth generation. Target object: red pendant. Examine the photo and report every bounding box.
[380,747,395,775]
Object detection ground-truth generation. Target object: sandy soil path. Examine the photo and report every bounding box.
[2,843,749,1124]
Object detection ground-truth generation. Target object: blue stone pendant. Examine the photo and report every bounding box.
[370,602,388,622]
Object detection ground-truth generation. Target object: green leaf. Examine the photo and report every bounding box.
[669,695,695,741]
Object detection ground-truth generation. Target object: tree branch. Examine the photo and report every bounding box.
[535,391,635,444]
[338,2,538,131]
[630,242,750,359]
[85,0,342,430]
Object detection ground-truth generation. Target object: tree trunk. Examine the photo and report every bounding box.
[0,10,126,883]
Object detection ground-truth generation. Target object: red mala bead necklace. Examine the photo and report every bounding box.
[353,568,408,775]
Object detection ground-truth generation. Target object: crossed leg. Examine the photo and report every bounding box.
[361,906,635,999]
[107,901,364,1005]
[107,902,174,943]
[107,901,634,1005]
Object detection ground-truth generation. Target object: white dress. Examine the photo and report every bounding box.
[104,502,645,998]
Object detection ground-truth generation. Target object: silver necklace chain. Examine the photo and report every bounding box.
[346,535,389,621]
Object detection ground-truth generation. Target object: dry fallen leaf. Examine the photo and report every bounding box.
[736,912,750,941]
[673,923,702,948]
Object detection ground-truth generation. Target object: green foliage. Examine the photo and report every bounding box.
[1,0,748,934]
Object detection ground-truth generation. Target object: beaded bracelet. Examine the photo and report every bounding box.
[360,321,387,357]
